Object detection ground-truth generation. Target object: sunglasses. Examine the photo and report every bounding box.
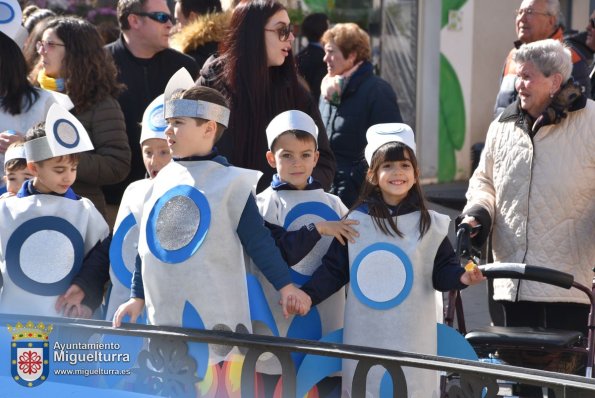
[591,17,595,29]
[36,40,65,52]
[264,23,293,42]
[133,11,174,24]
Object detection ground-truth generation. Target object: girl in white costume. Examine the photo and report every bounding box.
[290,123,484,398]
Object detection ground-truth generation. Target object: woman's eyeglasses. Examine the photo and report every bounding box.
[264,23,293,41]
[590,17,595,29]
[132,11,174,24]
[36,40,65,52]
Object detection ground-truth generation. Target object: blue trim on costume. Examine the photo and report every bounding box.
[109,212,136,287]
[53,119,80,148]
[0,2,15,23]
[283,202,340,285]
[350,242,413,310]
[6,216,84,296]
[146,185,211,264]
[182,301,209,379]
[148,104,166,131]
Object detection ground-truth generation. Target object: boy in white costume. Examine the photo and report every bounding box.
[0,104,109,317]
[251,110,358,392]
[113,70,310,366]
[289,124,485,397]
[1,141,32,199]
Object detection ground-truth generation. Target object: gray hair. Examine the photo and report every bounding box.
[513,39,572,82]
[543,0,560,25]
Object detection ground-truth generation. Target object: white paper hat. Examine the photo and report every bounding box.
[0,0,24,45]
[266,110,318,149]
[25,104,94,162]
[163,68,230,127]
[4,144,26,165]
[140,94,167,144]
[364,123,416,165]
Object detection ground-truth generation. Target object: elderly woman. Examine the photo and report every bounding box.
[320,23,402,208]
[460,39,595,335]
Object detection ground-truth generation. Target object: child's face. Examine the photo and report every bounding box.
[142,138,172,179]
[265,133,319,190]
[374,154,415,206]
[4,167,33,194]
[29,157,77,195]
[165,117,214,158]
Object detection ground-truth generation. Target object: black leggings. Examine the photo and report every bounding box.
[502,301,590,336]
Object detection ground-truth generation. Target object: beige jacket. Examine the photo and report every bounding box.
[464,99,595,304]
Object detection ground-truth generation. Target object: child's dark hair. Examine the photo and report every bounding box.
[351,141,431,238]
[4,142,27,172]
[25,122,80,165]
[270,130,317,152]
[171,86,229,142]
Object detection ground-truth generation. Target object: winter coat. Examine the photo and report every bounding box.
[319,61,402,208]
[296,43,326,103]
[169,12,230,69]
[463,87,595,304]
[73,96,131,219]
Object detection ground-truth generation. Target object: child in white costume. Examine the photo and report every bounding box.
[105,94,172,321]
[113,70,310,365]
[252,110,358,379]
[1,141,32,199]
[289,124,485,398]
[0,104,109,317]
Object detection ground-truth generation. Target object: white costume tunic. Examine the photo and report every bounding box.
[253,187,347,374]
[0,194,109,316]
[342,209,449,398]
[138,160,260,363]
[105,178,153,321]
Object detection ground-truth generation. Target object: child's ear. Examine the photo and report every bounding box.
[366,170,377,185]
[205,120,217,137]
[313,150,320,165]
[27,162,38,176]
[265,150,276,168]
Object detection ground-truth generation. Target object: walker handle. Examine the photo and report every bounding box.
[479,263,574,290]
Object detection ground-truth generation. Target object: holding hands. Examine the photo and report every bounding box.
[316,218,359,245]
[279,284,312,318]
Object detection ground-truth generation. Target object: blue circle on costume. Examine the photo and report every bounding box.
[6,216,84,296]
[146,185,210,264]
[53,118,80,148]
[350,242,413,310]
[283,202,340,285]
[148,104,167,131]
[0,2,15,24]
[109,212,136,287]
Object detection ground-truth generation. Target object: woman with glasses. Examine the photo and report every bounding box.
[36,17,131,221]
[319,23,402,208]
[0,31,59,194]
[197,0,335,193]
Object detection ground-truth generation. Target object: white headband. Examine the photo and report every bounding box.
[266,110,318,149]
[364,123,416,166]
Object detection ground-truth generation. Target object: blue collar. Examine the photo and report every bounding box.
[17,179,79,200]
[270,174,322,191]
[173,147,230,167]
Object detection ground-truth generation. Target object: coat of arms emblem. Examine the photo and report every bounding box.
[8,321,53,387]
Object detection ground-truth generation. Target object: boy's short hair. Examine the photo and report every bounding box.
[4,141,27,172]
[25,122,80,165]
[172,86,229,143]
[270,130,317,152]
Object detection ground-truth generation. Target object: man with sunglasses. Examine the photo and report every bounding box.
[104,0,198,220]
[493,0,590,117]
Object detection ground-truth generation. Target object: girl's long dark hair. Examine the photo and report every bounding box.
[45,17,123,113]
[0,31,39,115]
[351,142,431,239]
[217,0,309,169]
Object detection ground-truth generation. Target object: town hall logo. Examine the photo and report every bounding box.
[8,321,52,387]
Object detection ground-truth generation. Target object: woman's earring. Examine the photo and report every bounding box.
[549,92,554,98]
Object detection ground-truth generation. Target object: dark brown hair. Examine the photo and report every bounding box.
[117,0,147,30]
[270,130,316,152]
[352,141,430,238]
[217,0,310,169]
[45,17,124,113]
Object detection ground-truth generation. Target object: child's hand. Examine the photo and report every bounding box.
[113,298,145,327]
[55,284,85,317]
[66,304,93,319]
[460,264,486,286]
[315,219,359,245]
[278,284,312,318]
